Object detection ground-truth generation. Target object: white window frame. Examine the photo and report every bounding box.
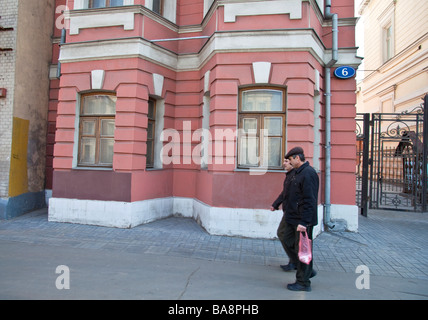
[74,0,133,9]
[238,87,286,170]
[145,0,176,23]
[378,3,395,64]
[74,92,117,169]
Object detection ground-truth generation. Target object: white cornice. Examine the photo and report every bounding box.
[61,2,361,71]
[59,30,361,72]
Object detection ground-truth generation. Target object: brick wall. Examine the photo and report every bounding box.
[0,0,18,198]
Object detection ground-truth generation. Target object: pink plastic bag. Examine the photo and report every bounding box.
[298,231,312,264]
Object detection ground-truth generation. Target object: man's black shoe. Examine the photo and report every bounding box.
[280,263,297,271]
[287,282,311,292]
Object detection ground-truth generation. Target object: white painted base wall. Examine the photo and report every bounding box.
[48,197,358,239]
[329,204,359,232]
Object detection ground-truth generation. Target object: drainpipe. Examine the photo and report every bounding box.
[324,0,338,230]
[56,28,66,79]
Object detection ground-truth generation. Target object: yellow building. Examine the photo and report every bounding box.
[356,0,428,113]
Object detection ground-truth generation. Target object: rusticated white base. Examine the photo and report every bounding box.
[49,197,357,238]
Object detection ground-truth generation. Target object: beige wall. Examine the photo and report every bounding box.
[356,0,428,114]
[12,0,55,193]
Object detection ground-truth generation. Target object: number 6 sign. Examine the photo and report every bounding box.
[334,66,356,79]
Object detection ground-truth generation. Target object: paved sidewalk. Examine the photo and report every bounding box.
[0,207,427,300]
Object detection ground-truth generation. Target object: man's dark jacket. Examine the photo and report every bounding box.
[272,169,295,211]
[279,162,319,227]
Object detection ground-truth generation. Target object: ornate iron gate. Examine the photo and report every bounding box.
[356,95,427,214]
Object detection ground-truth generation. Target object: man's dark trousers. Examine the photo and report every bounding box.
[277,215,298,265]
[283,221,314,287]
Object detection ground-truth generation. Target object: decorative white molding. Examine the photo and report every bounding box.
[314,69,320,93]
[252,61,271,83]
[60,29,362,71]
[69,11,135,35]
[49,65,58,80]
[224,0,302,22]
[152,73,164,97]
[204,70,211,94]
[91,69,105,90]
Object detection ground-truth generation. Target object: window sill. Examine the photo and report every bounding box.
[73,166,113,171]
[146,167,163,171]
[234,168,286,173]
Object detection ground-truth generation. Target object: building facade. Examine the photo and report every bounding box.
[356,0,428,113]
[354,0,428,213]
[2,0,361,238]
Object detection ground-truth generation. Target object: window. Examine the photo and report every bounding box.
[238,88,286,169]
[152,0,164,15]
[378,2,395,64]
[146,98,156,168]
[89,0,123,8]
[78,94,116,167]
[384,24,393,62]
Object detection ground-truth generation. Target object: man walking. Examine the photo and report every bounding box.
[271,158,297,271]
[279,147,319,292]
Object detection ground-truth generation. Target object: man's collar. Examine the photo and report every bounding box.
[296,161,309,173]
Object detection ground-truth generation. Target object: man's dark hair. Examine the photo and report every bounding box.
[293,153,305,162]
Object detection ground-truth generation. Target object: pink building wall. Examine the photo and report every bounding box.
[48,0,360,236]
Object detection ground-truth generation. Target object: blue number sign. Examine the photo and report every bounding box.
[334,66,356,79]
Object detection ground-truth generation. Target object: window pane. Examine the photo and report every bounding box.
[146,141,153,166]
[148,100,155,120]
[242,90,283,112]
[147,122,154,140]
[239,137,259,166]
[92,0,106,8]
[80,138,96,164]
[110,0,123,7]
[101,119,115,136]
[263,137,282,167]
[153,0,162,14]
[264,117,282,136]
[83,95,116,115]
[242,118,257,133]
[82,120,96,136]
[386,26,392,59]
[99,138,114,164]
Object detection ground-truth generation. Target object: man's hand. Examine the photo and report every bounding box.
[297,224,306,232]
[270,206,276,211]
